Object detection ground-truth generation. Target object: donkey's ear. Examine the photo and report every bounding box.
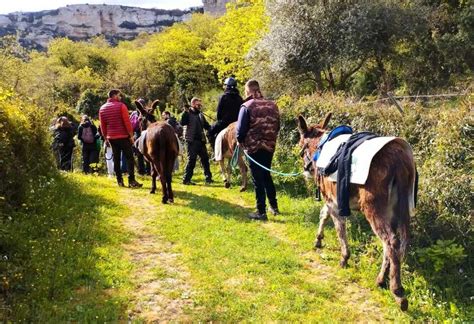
[297,115,308,135]
[320,112,332,129]
[150,99,160,114]
[134,100,147,115]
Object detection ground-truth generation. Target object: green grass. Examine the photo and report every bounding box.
[1,165,471,321]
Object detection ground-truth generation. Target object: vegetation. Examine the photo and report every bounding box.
[0,0,472,321]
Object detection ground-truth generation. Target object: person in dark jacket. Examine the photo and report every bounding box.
[236,79,280,221]
[181,97,213,185]
[77,115,99,174]
[52,116,76,171]
[208,77,243,148]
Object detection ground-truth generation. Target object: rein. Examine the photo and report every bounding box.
[235,146,303,177]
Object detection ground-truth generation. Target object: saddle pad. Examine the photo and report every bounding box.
[135,129,147,155]
[214,128,228,161]
[316,135,397,184]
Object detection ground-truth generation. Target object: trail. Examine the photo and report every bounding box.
[119,188,193,322]
[262,222,389,322]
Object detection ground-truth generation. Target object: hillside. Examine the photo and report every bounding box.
[0,4,202,50]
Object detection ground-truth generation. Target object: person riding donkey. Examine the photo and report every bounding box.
[208,77,243,150]
[236,79,281,221]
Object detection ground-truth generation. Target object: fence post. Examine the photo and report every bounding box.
[387,92,404,115]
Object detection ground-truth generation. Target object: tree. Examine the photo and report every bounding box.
[76,89,106,118]
[260,1,419,92]
[205,0,269,82]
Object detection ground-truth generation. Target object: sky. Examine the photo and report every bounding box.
[0,0,204,14]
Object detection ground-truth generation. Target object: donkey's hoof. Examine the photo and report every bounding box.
[376,277,388,289]
[339,259,348,268]
[239,186,247,192]
[224,181,231,188]
[397,297,408,311]
[150,190,155,194]
[168,198,174,203]
[314,240,323,249]
[162,198,168,204]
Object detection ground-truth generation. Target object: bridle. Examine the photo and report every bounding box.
[299,142,314,174]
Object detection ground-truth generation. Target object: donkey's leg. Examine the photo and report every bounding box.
[150,165,157,194]
[330,213,350,267]
[387,233,408,310]
[238,155,248,192]
[220,159,230,188]
[154,160,168,204]
[376,242,390,288]
[166,157,174,203]
[314,204,331,249]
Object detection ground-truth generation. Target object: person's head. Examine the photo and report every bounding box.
[224,77,237,90]
[190,97,202,110]
[55,116,71,129]
[162,111,171,120]
[244,79,263,99]
[108,89,122,101]
[81,114,90,124]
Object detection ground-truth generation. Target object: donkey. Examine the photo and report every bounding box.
[297,113,416,311]
[216,122,248,191]
[135,99,179,204]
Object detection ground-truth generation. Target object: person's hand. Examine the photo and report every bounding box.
[129,137,134,145]
[105,140,110,147]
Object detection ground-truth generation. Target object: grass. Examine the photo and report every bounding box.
[1,164,471,321]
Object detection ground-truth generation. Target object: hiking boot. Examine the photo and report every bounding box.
[117,179,125,187]
[182,180,196,185]
[248,212,268,221]
[269,206,280,216]
[129,180,143,188]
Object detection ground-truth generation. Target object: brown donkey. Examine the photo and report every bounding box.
[135,100,179,204]
[216,122,248,191]
[297,113,416,311]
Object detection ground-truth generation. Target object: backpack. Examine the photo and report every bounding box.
[82,126,95,144]
[130,111,140,132]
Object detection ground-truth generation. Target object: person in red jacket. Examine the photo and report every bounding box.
[99,89,142,188]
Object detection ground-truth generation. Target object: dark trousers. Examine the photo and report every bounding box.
[58,146,73,171]
[110,138,135,182]
[248,149,278,214]
[183,140,212,182]
[82,145,98,173]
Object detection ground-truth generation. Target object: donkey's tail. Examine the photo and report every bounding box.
[393,149,416,259]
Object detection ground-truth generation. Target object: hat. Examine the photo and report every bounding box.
[224,77,237,87]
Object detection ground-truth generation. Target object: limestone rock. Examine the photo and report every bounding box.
[0,4,202,50]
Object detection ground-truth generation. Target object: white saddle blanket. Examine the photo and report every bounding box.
[316,134,397,184]
[214,128,228,161]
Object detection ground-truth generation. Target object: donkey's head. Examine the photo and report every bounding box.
[297,112,332,177]
[135,99,160,131]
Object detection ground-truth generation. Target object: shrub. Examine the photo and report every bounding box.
[0,88,56,211]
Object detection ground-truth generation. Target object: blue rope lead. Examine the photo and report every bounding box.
[240,147,303,177]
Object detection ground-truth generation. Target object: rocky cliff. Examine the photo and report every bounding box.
[202,0,233,16]
[0,4,202,50]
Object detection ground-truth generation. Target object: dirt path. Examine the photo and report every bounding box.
[120,189,193,322]
[262,222,389,322]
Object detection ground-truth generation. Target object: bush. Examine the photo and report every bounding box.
[0,88,56,211]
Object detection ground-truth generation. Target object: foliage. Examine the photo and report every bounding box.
[0,88,55,210]
[206,0,269,82]
[76,89,107,119]
[418,239,467,273]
